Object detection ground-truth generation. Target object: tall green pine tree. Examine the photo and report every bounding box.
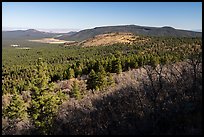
[112,58,122,74]
[28,58,65,135]
[97,65,107,90]
[86,69,99,90]
[71,80,81,99]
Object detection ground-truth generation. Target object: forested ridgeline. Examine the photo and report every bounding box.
[2,36,202,135]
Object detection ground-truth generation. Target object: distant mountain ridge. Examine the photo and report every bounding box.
[192,29,202,32]
[2,29,59,40]
[2,25,202,42]
[57,25,202,41]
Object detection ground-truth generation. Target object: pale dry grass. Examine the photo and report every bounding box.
[28,38,74,44]
[80,32,149,47]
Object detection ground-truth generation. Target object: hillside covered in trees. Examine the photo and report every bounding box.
[58,25,202,41]
[2,35,202,135]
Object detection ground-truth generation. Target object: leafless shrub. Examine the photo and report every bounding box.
[3,60,201,135]
[51,60,201,135]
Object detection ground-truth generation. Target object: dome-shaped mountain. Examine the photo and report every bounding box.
[58,25,202,42]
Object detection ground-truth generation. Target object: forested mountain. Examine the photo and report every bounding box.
[58,25,202,41]
[2,29,61,40]
[2,29,73,47]
[3,25,202,42]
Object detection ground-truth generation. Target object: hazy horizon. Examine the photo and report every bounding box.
[2,25,202,33]
[2,26,81,33]
[3,2,202,33]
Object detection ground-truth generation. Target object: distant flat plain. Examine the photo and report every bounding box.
[28,38,75,44]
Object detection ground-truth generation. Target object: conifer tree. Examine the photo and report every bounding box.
[160,56,168,65]
[2,91,28,135]
[97,65,107,90]
[28,58,65,135]
[31,58,49,90]
[71,80,81,99]
[63,71,67,80]
[86,69,99,90]
[3,91,27,121]
[74,66,82,77]
[106,59,112,72]
[107,72,115,86]
[67,68,75,79]
[112,58,122,74]
[93,60,101,73]
[150,56,160,68]
[114,50,122,58]
[138,56,144,67]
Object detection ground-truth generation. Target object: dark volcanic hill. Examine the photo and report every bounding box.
[58,25,202,41]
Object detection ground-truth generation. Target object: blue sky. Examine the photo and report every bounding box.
[2,2,202,32]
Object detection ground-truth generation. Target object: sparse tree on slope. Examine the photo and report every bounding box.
[71,80,81,99]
